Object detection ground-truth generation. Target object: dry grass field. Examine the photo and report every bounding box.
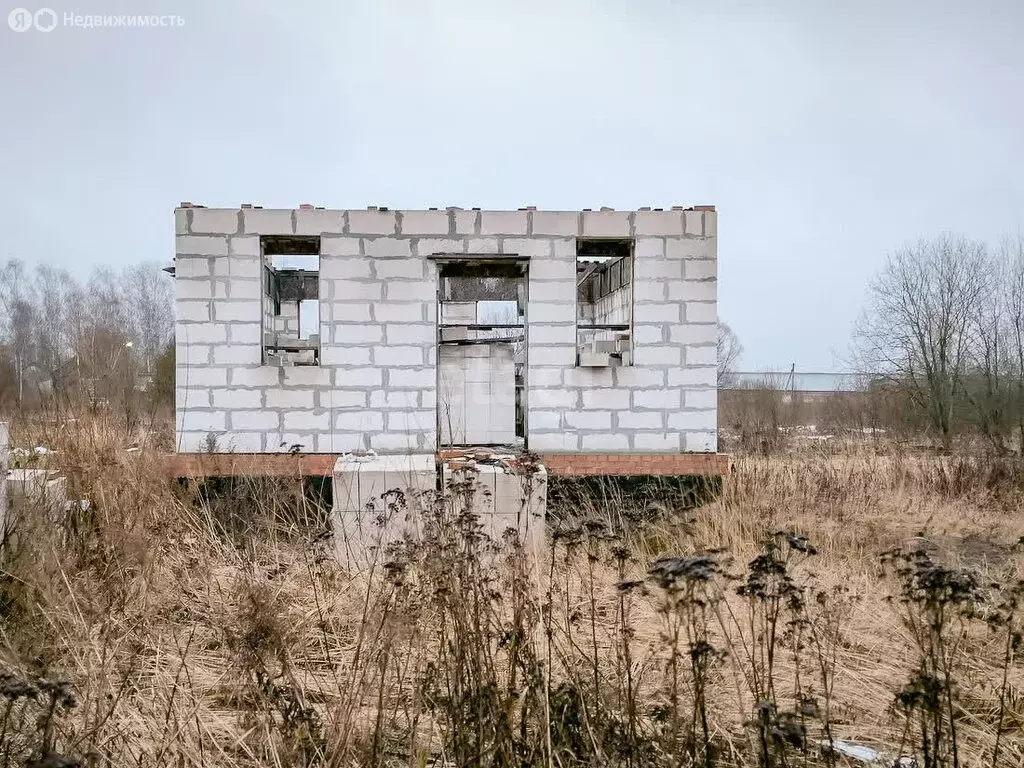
[1,414,1022,767]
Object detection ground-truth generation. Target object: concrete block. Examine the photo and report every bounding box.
[322,257,372,279]
[634,238,665,260]
[385,281,435,302]
[581,433,630,451]
[633,324,664,344]
[214,256,261,279]
[669,281,716,302]
[635,304,681,323]
[369,433,424,452]
[295,208,345,235]
[335,367,384,387]
[331,280,382,301]
[685,259,717,280]
[528,323,576,347]
[376,260,425,280]
[527,302,572,323]
[502,238,553,259]
[634,432,682,451]
[526,280,574,302]
[370,391,419,408]
[283,366,330,386]
[334,411,383,431]
[669,410,717,431]
[685,389,718,409]
[530,388,578,409]
[528,346,574,367]
[634,345,682,366]
[222,433,264,452]
[176,280,214,301]
[242,209,293,235]
[386,410,435,432]
[179,367,229,388]
[179,410,227,432]
[636,259,684,281]
[465,238,501,254]
[266,389,315,408]
[441,302,477,324]
[229,323,263,345]
[320,236,362,257]
[400,210,449,235]
[480,211,528,235]
[332,303,373,322]
[190,209,239,235]
[566,410,612,430]
[321,346,373,366]
[532,211,579,236]
[686,344,717,366]
[213,302,258,322]
[704,211,718,238]
[177,300,212,322]
[666,239,716,261]
[562,367,614,388]
[330,391,370,408]
[276,434,316,452]
[530,410,562,430]
[283,411,330,431]
[388,368,434,387]
[613,367,666,388]
[670,324,717,345]
[212,388,262,408]
[634,281,667,303]
[180,323,228,344]
[349,210,397,235]
[529,259,575,282]
[177,387,210,409]
[634,211,683,236]
[684,301,716,325]
[331,324,384,344]
[385,324,435,345]
[582,389,630,409]
[668,366,717,387]
[453,209,478,235]
[633,389,681,409]
[372,302,424,323]
[363,238,412,258]
[530,431,580,451]
[175,208,188,235]
[417,238,463,256]
[230,366,280,387]
[175,257,211,279]
[231,410,279,431]
[582,211,630,237]
[227,280,263,300]
[684,431,717,453]
[616,411,665,429]
[228,236,261,257]
[684,210,705,237]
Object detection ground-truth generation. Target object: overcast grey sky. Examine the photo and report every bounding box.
[2,0,1022,370]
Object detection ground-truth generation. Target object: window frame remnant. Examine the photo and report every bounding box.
[575,238,634,367]
[260,235,321,367]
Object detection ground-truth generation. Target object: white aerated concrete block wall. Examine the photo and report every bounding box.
[175,207,717,454]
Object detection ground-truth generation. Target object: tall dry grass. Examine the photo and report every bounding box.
[0,412,1022,766]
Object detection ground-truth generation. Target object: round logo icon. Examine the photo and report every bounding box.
[34,8,57,32]
[8,8,34,31]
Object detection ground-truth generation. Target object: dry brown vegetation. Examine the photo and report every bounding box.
[1,413,1023,767]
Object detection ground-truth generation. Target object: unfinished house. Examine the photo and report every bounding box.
[171,205,723,556]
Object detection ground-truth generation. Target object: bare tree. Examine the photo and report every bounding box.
[123,262,174,375]
[0,260,35,402]
[854,234,988,450]
[1001,235,1024,451]
[717,321,742,388]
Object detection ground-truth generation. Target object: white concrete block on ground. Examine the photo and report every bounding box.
[441,461,547,552]
[331,453,437,570]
